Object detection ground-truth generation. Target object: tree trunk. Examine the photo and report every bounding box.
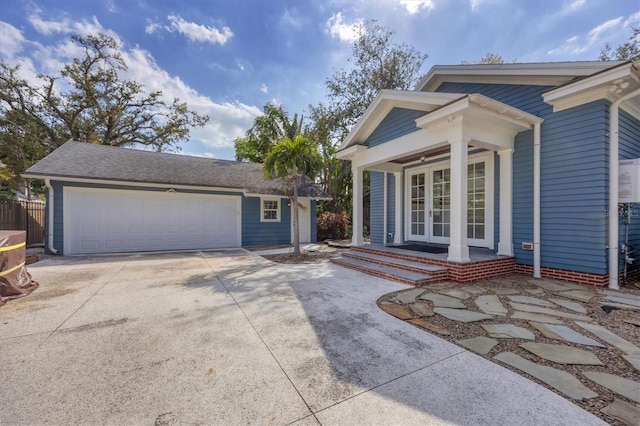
[292,173,301,256]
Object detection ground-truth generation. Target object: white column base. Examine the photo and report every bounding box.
[497,242,514,256]
[447,245,470,263]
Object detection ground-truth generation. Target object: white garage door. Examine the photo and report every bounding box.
[64,187,241,254]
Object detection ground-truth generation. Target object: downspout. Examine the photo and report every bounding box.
[533,122,541,278]
[608,87,640,289]
[44,179,58,254]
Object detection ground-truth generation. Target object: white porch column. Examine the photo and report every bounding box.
[448,138,471,262]
[352,163,364,246]
[498,149,514,256]
[394,171,403,244]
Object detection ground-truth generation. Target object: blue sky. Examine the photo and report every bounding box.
[1,0,638,160]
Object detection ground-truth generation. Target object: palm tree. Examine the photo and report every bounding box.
[263,134,321,256]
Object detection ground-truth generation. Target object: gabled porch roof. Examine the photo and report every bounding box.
[335,91,542,170]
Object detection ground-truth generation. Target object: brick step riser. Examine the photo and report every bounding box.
[350,246,443,265]
[330,258,442,287]
[343,253,447,276]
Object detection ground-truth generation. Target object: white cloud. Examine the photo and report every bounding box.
[565,0,586,12]
[623,11,640,28]
[145,21,162,35]
[2,17,259,151]
[166,15,233,45]
[395,0,434,14]
[547,16,623,56]
[105,0,118,13]
[28,14,72,35]
[260,83,269,94]
[282,8,302,28]
[326,12,362,43]
[0,21,26,59]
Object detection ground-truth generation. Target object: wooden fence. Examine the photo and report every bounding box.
[0,200,46,246]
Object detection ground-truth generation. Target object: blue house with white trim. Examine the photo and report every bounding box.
[336,60,639,289]
[23,141,329,255]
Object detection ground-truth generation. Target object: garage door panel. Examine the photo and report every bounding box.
[65,188,241,254]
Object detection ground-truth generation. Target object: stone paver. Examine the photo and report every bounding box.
[549,298,588,313]
[509,302,592,321]
[601,399,640,426]
[599,289,640,301]
[604,295,640,308]
[379,303,413,320]
[510,311,565,324]
[532,280,572,292]
[419,293,466,309]
[575,322,640,355]
[456,336,498,355]
[407,318,450,335]
[474,295,508,316]
[482,324,535,340]
[528,322,604,347]
[523,287,545,295]
[556,289,596,303]
[489,286,520,295]
[459,285,486,294]
[508,295,555,307]
[408,302,434,317]
[622,354,640,373]
[624,318,640,327]
[494,352,598,400]
[582,372,640,403]
[437,288,471,299]
[394,288,426,304]
[433,308,493,323]
[519,343,603,365]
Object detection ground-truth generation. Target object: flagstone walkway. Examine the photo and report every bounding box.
[378,274,640,426]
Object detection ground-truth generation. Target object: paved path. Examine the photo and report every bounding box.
[0,251,606,425]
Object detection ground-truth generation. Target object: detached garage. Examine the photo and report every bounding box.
[23,141,329,255]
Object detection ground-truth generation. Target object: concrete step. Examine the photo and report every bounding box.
[330,256,441,286]
[343,250,448,275]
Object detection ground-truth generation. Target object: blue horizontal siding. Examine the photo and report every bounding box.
[366,108,425,147]
[435,82,553,116]
[370,171,384,244]
[387,173,396,242]
[513,130,534,266]
[242,196,291,246]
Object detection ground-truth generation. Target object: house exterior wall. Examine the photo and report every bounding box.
[370,171,384,244]
[241,196,291,246]
[45,180,301,253]
[437,82,613,275]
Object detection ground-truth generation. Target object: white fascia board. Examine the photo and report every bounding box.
[334,144,367,160]
[544,63,640,113]
[417,61,625,92]
[338,90,463,151]
[20,175,243,193]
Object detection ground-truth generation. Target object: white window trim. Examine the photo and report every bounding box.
[260,197,281,222]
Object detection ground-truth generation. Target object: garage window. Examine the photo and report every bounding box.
[261,198,280,222]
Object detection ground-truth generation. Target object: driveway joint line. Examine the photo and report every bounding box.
[311,349,467,416]
[199,253,321,425]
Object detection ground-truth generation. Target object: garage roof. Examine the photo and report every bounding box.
[23,141,330,199]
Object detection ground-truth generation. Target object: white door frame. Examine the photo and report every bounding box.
[291,198,311,244]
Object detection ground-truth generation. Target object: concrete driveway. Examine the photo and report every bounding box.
[1,250,605,425]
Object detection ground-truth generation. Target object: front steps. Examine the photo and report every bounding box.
[331,248,448,286]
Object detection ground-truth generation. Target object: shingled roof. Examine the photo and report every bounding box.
[23,141,330,199]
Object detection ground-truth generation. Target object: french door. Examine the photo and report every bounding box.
[406,160,488,246]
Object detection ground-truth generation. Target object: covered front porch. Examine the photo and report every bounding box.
[336,91,543,269]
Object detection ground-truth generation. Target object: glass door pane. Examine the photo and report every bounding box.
[410,173,426,237]
[467,162,485,239]
[431,168,450,238]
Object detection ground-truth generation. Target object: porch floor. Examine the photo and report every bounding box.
[371,243,508,263]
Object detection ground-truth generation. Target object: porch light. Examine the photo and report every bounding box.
[420,155,426,162]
